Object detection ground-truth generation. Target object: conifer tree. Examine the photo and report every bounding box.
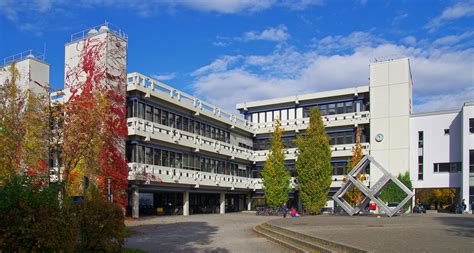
[295,107,332,214]
[261,119,290,209]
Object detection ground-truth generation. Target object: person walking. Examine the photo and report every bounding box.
[281,203,288,218]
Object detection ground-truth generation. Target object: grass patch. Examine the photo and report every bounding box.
[122,248,147,253]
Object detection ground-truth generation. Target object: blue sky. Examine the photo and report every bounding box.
[0,0,473,112]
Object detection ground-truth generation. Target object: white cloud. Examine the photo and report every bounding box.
[191,32,474,113]
[426,1,474,32]
[151,72,177,81]
[192,55,242,76]
[432,31,474,46]
[402,36,417,47]
[179,0,276,14]
[312,31,385,53]
[242,25,290,42]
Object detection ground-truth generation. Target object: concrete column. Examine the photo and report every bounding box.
[247,194,252,211]
[183,191,189,216]
[132,187,139,219]
[220,193,225,214]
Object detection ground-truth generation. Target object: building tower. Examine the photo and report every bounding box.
[369,57,413,185]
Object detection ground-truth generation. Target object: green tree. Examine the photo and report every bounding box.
[261,119,290,209]
[295,108,332,214]
[379,171,412,211]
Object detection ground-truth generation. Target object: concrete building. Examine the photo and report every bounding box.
[2,24,472,217]
[410,102,474,212]
[0,50,50,96]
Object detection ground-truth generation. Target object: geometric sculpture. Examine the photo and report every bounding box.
[333,155,414,217]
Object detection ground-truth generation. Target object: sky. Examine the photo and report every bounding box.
[0,0,473,113]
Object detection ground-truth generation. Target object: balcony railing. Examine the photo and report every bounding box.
[253,111,370,134]
[127,73,254,132]
[253,143,370,162]
[127,118,254,161]
[128,162,262,190]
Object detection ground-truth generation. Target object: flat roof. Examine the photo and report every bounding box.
[236,85,369,110]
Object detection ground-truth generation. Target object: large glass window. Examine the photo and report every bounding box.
[433,162,461,173]
[145,147,153,164]
[418,131,424,180]
[127,101,134,118]
[470,118,474,133]
[153,108,161,123]
[137,145,145,163]
[138,102,145,119]
[161,110,168,126]
[169,152,176,168]
[176,115,182,130]
[161,150,169,167]
[470,150,474,173]
[145,105,153,121]
[153,149,161,166]
[169,113,175,128]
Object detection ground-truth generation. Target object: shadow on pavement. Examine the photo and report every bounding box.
[125,221,229,253]
[433,216,474,238]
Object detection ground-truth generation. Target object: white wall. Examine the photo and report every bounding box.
[369,58,412,184]
[410,111,462,189]
[0,58,50,96]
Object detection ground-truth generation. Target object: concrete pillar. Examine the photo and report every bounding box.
[183,191,189,216]
[411,189,416,213]
[247,194,252,211]
[132,187,139,219]
[220,193,225,214]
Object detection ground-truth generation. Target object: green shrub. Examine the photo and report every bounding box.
[379,171,413,211]
[0,175,77,252]
[76,187,125,252]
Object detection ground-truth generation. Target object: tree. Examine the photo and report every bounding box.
[261,119,290,209]
[295,107,332,214]
[379,171,412,211]
[344,127,364,206]
[0,62,49,184]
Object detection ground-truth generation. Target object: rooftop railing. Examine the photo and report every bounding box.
[70,22,128,43]
[3,49,46,66]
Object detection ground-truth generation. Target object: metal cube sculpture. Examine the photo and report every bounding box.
[333,155,413,217]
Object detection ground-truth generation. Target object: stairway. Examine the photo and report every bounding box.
[253,222,366,253]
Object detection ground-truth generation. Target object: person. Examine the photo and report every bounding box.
[461,199,466,214]
[281,203,288,218]
[290,208,297,218]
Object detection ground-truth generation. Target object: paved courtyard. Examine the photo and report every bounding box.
[125,213,288,253]
[269,213,474,253]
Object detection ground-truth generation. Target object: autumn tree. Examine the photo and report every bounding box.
[261,119,291,209]
[344,127,364,206]
[295,107,332,214]
[0,62,49,183]
[61,36,128,206]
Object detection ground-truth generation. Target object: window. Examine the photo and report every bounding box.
[153,108,161,123]
[137,145,145,164]
[336,103,345,114]
[138,102,145,119]
[176,115,182,130]
[161,150,169,167]
[444,129,450,135]
[470,150,474,173]
[332,161,348,175]
[126,144,135,162]
[470,118,474,133]
[433,162,461,173]
[183,118,188,132]
[153,149,161,166]
[161,110,168,126]
[145,147,153,164]
[328,104,336,115]
[127,101,133,118]
[145,105,153,121]
[418,131,424,180]
[169,113,175,128]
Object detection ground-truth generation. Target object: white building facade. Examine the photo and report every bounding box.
[2,24,472,216]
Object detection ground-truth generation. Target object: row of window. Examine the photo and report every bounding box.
[247,99,367,124]
[252,129,368,151]
[252,158,352,178]
[126,144,250,177]
[127,100,231,143]
[433,162,462,173]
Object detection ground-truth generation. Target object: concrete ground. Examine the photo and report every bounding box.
[125,213,289,253]
[269,213,474,253]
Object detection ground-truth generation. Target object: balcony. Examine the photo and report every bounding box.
[128,162,262,190]
[127,118,254,161]
[127,73,254,133]
[253,111,370,135]
[253,143,370,162]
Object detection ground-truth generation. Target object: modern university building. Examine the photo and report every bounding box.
[1,24,473,217]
